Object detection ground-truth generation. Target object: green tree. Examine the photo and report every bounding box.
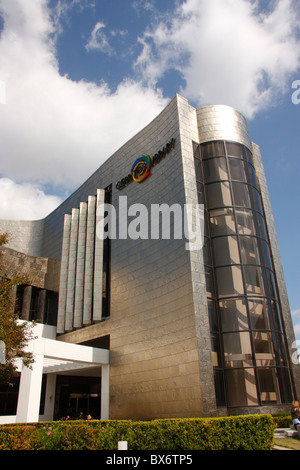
[0,233,34,384]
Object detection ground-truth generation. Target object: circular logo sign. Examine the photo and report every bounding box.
[131,155,151,183]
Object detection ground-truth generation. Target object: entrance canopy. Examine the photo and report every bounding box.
[0,322,110,424]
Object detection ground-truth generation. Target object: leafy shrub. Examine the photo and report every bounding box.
[0,414,276,450]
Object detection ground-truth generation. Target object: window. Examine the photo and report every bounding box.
[201,141,225,158]
[219,298,249,332]
[203,157,228,182]
[225,368,258,407]
[223,331,253,367]
[212,236,240,266]
[209,208,236,237]
[206,182,232,209]
[215,265,244,297]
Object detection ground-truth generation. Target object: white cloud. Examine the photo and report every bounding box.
[85,21,115,55]
[0,0,167,219]
[135,0,300,118]
[0,178,62,220]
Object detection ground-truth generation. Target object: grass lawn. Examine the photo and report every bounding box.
[274,437,300,450]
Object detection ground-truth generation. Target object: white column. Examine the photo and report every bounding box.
[74,202,87,329]
[57,214,72,334]
[16,353,44,423]
[42,374,57,421]
[83,195,96,325]
[93,189,105,322]
[101,364,110,420]
[65,208,79,331]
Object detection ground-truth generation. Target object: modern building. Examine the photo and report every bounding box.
[0,94,299,422]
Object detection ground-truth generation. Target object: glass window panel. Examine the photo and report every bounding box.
[211,333,222,367]
[232,182,251,208]
[228,158,247,182]
[219,298,249,332]
[269,300,283,332]
[244,266,265,296]
[244,148,255,165]
[209,208,236,237]
[235,209,256,236]
[214,369,226,407]
[253,331,276,366]
[257,368,280,404]
[225,142,246,159]
[253,212,268,240]
[201,141,225,158]
[203,237,212,266]
[244,161,259,188]
[239,236,262,265]
[248,299,270,330]
[216,265,244,297]
[263,268,278,300]
[212,236,240,266]
[225,368,258,407]
[196,181,205,204]
[208,299,219,332]
[259,240,273,269]
[205,267,215,299]
[206,182,232,209]
[194,157,203,183]
[249,186,263,214]
[223,331,253,367]
[276,367,294,404]
[203,157,228,182]
[272,332,288,366]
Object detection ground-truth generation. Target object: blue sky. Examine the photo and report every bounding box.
[0,0,299,340]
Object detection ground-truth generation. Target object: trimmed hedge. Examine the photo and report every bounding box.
[0,414,276,450]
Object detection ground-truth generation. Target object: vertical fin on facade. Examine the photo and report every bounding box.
[83,195,96,325]
[57,213,72,334]
[73,202,88,329]
[65,208,80,331]
[56,189,106,334]
[93,189,105,322]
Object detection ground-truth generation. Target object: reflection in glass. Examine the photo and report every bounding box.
[209,208,236,237]
[248,299,270,330]
[240,236,261,265]
[214,369,226,406]
[244,266,265,296]
[216,265,244,297]
[207,299,219,332]
[253,331,276,366]
[203,157,228,182]
[213,236,240,266]
[257,368,280,404]
[272,332,288,366]
[225,368,258,407]
[232,182,251,208]
[205,267,215,299]
[206,182,232,209]
[225,142,246,159]
[235,209,256,236]
[194,157,203,182]
[219,298,249,332]
[269,301,283,332]
[201,141,225,158]
[228,158,247,182]
[223,331,253,367]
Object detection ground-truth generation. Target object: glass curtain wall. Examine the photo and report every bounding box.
[193,141,294,408]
